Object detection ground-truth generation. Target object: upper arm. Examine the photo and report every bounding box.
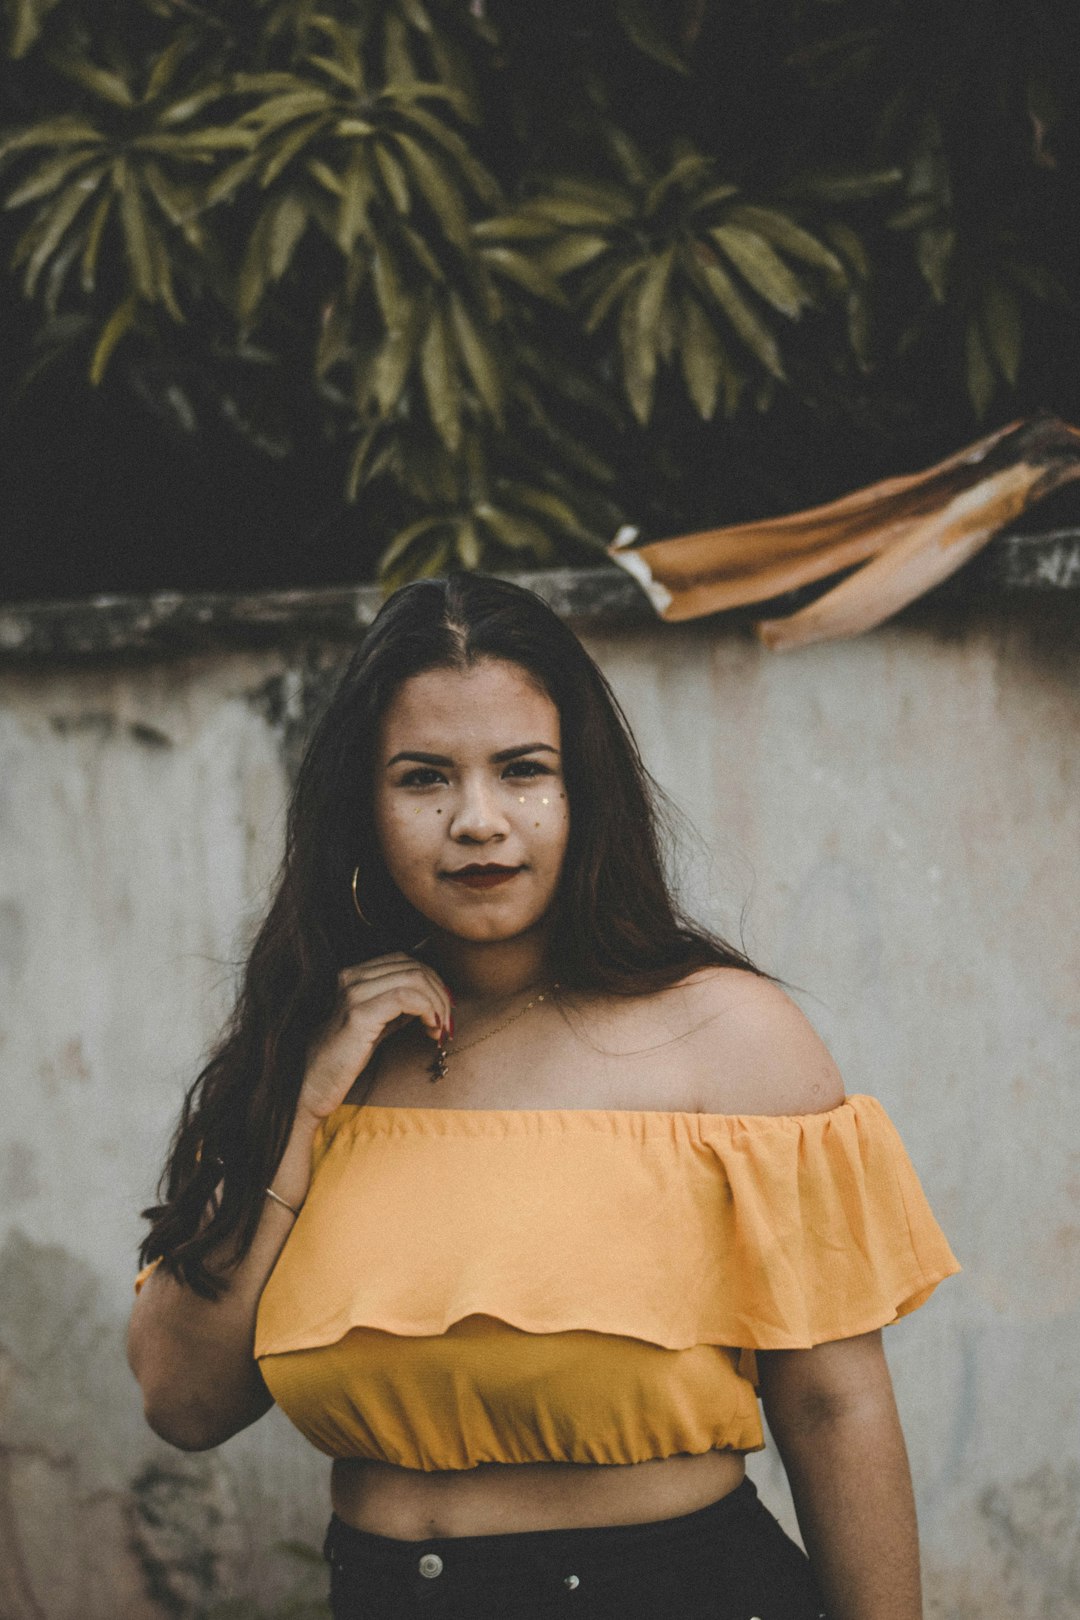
[673,967,846,1117]
[757,1330,897,1433]
[127,1255,276,1451]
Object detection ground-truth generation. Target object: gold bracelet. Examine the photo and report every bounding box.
[264,1185,302,1218]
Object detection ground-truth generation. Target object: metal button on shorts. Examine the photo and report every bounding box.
[418,1553,444,1578]
[564,1573,580,1589]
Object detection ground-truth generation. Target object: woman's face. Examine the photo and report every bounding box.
[373,658,570,943]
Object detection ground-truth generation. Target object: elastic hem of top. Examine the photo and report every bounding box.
[323,1475,760,1565]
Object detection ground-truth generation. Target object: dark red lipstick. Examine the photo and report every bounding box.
[444,863,522,889]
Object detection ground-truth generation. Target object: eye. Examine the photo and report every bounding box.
[504,760,552,779]
[399,767,445,787]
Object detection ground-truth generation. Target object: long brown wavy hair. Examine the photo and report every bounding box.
[139,573,781,1297]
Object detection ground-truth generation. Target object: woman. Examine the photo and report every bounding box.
[128,573,959,1620]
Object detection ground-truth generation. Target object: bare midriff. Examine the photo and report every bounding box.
[330,1447,747,1540]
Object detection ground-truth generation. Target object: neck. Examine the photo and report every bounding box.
[428,926,556,1004]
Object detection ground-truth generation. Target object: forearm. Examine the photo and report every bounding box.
[767,1386,922,1620]
[128,1108,320,1447]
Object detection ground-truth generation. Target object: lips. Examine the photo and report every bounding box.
[444,864,522,889]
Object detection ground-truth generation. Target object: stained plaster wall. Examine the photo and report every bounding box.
[0,585,1077,1618]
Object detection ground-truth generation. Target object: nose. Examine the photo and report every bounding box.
[449,775,511,843]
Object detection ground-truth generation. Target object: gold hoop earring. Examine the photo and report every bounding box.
[351,866,430,952]
[351,866,373,927]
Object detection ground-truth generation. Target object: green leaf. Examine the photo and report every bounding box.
[159,85,231,127]
[448,294,503,421]
[336,152,373,253]
[789,168,903,201]
[384,10,418,85]
[612,0,689,74]
[378,515,447,575]
[420,307,461,450]
[80,191,112,293]
[374,81,472,115]
[537,234,610,277]
[820,219,868,281]
[915,223,955,303]
[204,150,262,205]
[392,132,470,248]
[678,292,723,420]
[136,128,256,154]
[728,205,845,278]
[524,196,623,230]
[306,52,364,94]
[618,276,656,425]
[372,307,420,414]
[23,178,92,296]
[690,183,741,213]
[400,0,433,33]
[473,213,558,242]
[415,534,455,579]
[304,157,343,197]
[89,293,138,385]
[392,102,501,206]
[258,115,328,187]
[243,90,332,131]
[497,484,595,541]
[477,505,555,559]
[371,244,408,333]
[0,118,106,162]
[149,227,183,321]
[965,317,995,418]
[981,279,1022,388]
[644,153,715,217]
[636,244,675,352]
[455,516,483,569]
[8,0,62,59]
[709,224,811,318]
[144,35,191,103]
[51,56,134,108]
[267,192,307,280]
[583,259,643,333]
[346,422,381,500]
[399,220,446,282]
[42,225,84,317]
[846,288,872,373]
[141,162,200,232]
[4,149,104,210]
[117,162,157,300]
[698,258,785,379]
[375,142,411,213]
[478,245,567,304]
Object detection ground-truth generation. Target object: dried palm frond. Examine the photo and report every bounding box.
[609,416,1080,650]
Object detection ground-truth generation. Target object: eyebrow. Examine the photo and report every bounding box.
[385,743,561,769]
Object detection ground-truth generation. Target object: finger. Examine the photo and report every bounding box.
[338,954,414,985]
[342,960,452,1025]
[363,985,446,1042]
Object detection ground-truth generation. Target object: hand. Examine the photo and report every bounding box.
[296,953,453,1122]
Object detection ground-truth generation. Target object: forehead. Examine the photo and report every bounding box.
[379,659,559,752]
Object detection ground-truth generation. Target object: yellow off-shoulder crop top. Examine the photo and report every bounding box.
[134,1095,959,1471]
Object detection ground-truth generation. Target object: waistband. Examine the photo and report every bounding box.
[323,1476,761,1571]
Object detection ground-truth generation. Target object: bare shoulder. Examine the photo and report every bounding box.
[662,965,846,1117]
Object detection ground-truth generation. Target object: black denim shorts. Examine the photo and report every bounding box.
[322,1476,827,1620]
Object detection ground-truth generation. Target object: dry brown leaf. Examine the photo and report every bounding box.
[608,418,1080,647]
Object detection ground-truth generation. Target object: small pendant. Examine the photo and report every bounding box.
[428,1045,448,1081]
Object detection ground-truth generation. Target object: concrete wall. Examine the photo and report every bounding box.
[0,586,1077,1618]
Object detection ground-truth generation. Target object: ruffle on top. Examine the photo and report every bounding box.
[254,1094,958,1363]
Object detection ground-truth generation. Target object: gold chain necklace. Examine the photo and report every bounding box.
[428,982,560,1081]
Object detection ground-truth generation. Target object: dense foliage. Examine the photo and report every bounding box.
[2,0,1079,596]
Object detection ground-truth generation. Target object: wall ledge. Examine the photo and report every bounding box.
[0,530,1076,663]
